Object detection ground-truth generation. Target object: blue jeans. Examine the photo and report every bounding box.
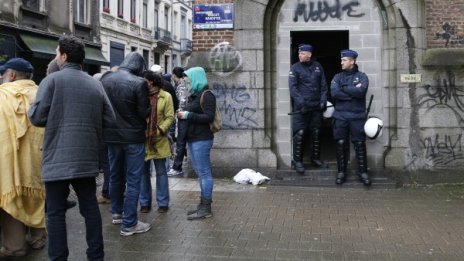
[187,139,214,200]
[108,143,145,229]
[140,159,170,208]
[45,178,104,261]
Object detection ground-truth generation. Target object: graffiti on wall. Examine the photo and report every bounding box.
[435,22,464,47]
[211,83,258,129]
[416,71,464,128]
[293,0,365,22]
[405,134,464,170]
[209,42,242,76]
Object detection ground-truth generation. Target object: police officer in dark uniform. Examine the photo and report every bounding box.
[331,49,371,186]
[289,44,328,174]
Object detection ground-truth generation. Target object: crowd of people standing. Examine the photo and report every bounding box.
[0,35,218,260]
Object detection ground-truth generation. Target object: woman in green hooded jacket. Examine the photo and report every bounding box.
[177,67,216,220]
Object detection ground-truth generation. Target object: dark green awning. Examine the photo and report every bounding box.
[20,34,109,66]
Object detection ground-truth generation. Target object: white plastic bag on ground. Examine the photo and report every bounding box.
[233,168,270,185]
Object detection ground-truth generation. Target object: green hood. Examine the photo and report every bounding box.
[184,67,208,95]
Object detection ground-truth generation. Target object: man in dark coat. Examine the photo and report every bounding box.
[289,44,328,175]
[331,49,371,186]
[101,52,152,236]
[28,36,115,260]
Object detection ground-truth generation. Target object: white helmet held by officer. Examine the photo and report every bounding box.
[364,117,383,139]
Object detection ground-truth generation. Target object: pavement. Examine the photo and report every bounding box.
[22,174,464,261]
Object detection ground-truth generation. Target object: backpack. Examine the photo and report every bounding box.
[200,90,222,133]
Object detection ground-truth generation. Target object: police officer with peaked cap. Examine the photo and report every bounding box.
[288,44,328,174]
[331,49,371,186]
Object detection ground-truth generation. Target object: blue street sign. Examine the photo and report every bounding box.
[193,4,234,30]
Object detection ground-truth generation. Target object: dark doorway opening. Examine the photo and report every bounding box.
[290,30,349,165]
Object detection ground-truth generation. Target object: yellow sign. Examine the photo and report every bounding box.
[400,74,421,83]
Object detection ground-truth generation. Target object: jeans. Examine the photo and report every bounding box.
[172,119,188,171]
[187,139,214,200]
[108,143,145,229]
[99,143,110,198]
[140,158,170,208]
[45,178,104,261]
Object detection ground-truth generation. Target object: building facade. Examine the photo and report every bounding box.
[99,0,193,73]
[0,0,108,82]
[188,0,464,182]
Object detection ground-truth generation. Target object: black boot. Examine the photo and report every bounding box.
[187,197,213,220]
[335,139,347,185]
[310,129,327,168]
[292,129,305,174]
[354,141,371,186]
[187,197,202,215]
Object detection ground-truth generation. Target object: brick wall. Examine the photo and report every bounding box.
[426,0,464,48]
[192,0,234,51]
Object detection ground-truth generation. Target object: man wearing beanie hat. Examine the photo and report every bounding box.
[0,57,46,259]
[288,43,329,175]
[331,49,371,186]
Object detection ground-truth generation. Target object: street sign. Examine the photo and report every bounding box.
[193,4,234,30]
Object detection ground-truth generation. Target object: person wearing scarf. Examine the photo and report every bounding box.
[139,71,174,213]
[177,67,216,220]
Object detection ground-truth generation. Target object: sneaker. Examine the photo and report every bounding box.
[140,206,151,213]
[112,214,123,225]
[167,168,183,176]
[97,195,111,204]
[120,221,151,236]
[157,206,169,213]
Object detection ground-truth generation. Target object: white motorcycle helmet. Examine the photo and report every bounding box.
[364,117,384,139]
[323,101,334,118]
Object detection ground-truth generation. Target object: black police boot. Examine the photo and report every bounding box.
[292,129,305,174]
[354,141,371,186]
[335,139,347,185]
[310,129,328,168]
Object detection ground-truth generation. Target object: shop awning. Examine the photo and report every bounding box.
[19,34,109,66]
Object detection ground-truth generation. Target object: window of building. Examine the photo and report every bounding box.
[103,0,110,13]
[181,13,187,39]
[23,0,39,10]
[110,41,125,68]
[143,1,148,28]
[75,0,88,24]
[118,0,123,18]
[143,49,149,68]
[164,7,169,30]
[172,54,178,68]
[154,53,160,66]
[131,0,136,23]
[173,11,178,39]
[131,46,137,52]
[154,6,159,28]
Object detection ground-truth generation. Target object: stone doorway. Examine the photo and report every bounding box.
[290,30,349,166]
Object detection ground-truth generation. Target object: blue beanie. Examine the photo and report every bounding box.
[298,44,313,52]
[341,49,358,59]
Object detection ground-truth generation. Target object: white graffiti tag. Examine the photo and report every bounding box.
[208,42,242,76]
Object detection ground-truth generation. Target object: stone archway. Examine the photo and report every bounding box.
[259,0,414,170]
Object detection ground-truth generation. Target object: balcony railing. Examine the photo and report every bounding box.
[154,27,172,44]
[180,38,192,54]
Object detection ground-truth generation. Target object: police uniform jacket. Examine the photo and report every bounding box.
[331,65,368,120]
[289,60,328,111]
